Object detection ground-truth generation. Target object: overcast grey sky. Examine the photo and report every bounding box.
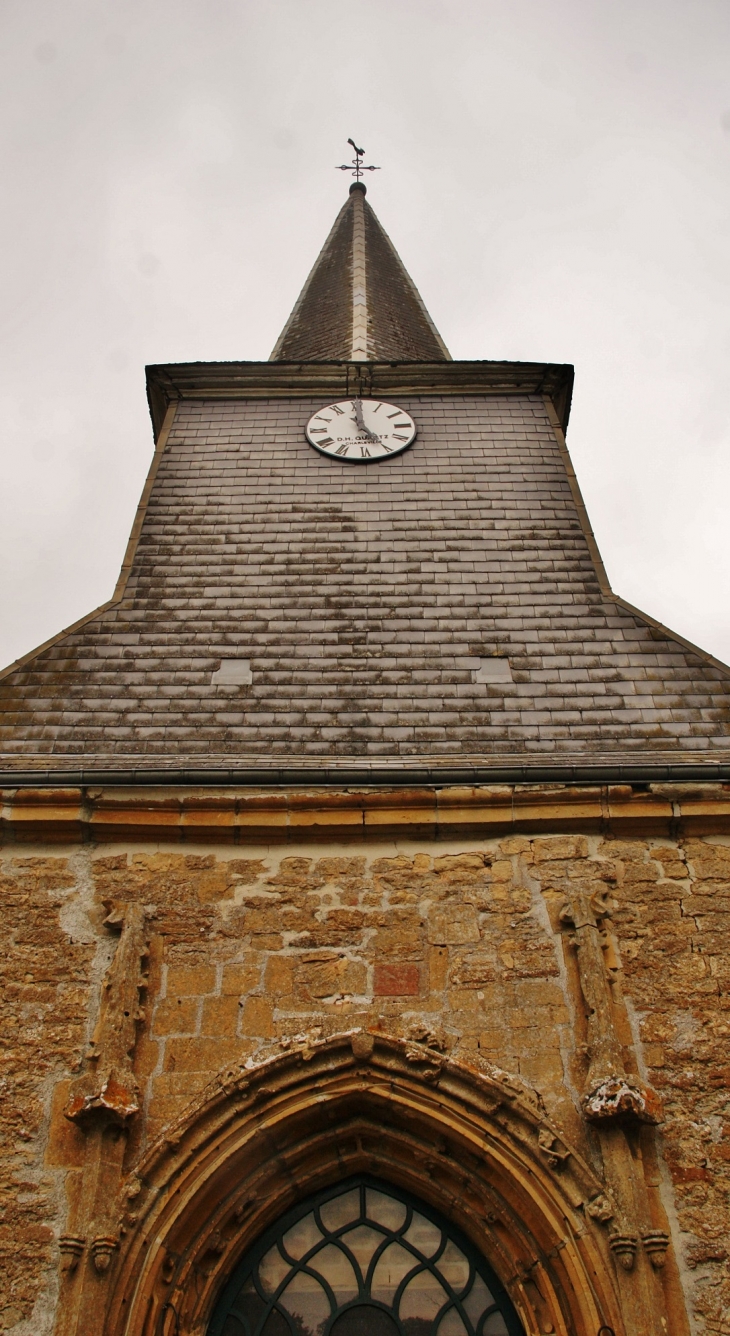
[1,0,729,671]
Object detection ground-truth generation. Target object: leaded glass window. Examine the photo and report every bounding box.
[208,1177,524,1336]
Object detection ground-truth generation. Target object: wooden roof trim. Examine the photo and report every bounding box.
[146,359,574,439]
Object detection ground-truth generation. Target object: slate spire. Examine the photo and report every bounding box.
[270,183,451,363]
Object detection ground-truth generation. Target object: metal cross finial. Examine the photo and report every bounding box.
[336,138,381,183]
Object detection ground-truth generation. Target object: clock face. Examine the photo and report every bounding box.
[305,399,416,462]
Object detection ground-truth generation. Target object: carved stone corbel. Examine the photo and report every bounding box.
[59,1236,86,1274]
[585,1192,615,1224]
[537,1127,571,1170]
[583,1075,662,1126]
[90,1236,119,1274]
[642,1230,671,1268]
[609,1232,639,1271]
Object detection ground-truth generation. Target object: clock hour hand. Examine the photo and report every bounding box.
[352,399,380,442]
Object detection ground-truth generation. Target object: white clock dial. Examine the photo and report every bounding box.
[305,399,416,462]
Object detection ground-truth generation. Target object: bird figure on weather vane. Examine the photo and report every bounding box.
[336,138,381,183]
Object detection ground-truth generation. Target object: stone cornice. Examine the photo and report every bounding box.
[145,358,574,438]
[2,781,729,843]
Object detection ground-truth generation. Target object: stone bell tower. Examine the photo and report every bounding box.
[0,152,728,1336]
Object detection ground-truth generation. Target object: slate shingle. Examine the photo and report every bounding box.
[1,393,729,766]
[270,189,449,363]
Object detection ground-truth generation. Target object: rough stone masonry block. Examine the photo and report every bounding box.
[201,995,242,1037]
[166,963,217,995]
[427,904,481,945]
[153,995,199,1037]
[374,963,420,996]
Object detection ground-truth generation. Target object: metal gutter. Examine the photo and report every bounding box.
[1,764,729,789]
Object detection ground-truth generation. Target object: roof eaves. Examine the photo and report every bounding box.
[145,359,575,436]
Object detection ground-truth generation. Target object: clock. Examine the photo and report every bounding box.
[305,399,416,462]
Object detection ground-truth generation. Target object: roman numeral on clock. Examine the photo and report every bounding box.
[335,443,349,455]
[317,437,334,447]
[393,433,410,442]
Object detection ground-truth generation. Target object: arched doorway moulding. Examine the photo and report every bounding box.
[103,1033,623,1336]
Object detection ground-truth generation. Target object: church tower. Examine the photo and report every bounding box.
[1,155,728,1336]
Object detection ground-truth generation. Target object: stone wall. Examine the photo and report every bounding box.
[1,828,728,1335]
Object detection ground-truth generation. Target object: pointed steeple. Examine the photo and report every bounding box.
[270,183,450,363]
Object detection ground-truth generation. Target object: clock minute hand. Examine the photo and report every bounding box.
[352,399,380,442]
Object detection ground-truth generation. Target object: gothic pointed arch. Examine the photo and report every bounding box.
[208,1174,525,1336]
[102,1033,624,1336]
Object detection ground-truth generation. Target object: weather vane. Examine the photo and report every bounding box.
[336,138,381,183]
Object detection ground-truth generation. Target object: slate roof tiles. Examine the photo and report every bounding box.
[1,392,729,768]
[3,189,729,774]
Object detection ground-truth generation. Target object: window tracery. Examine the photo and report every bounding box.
[209,1178,524,1336]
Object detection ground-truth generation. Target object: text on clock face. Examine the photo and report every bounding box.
[305,399,417,462]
